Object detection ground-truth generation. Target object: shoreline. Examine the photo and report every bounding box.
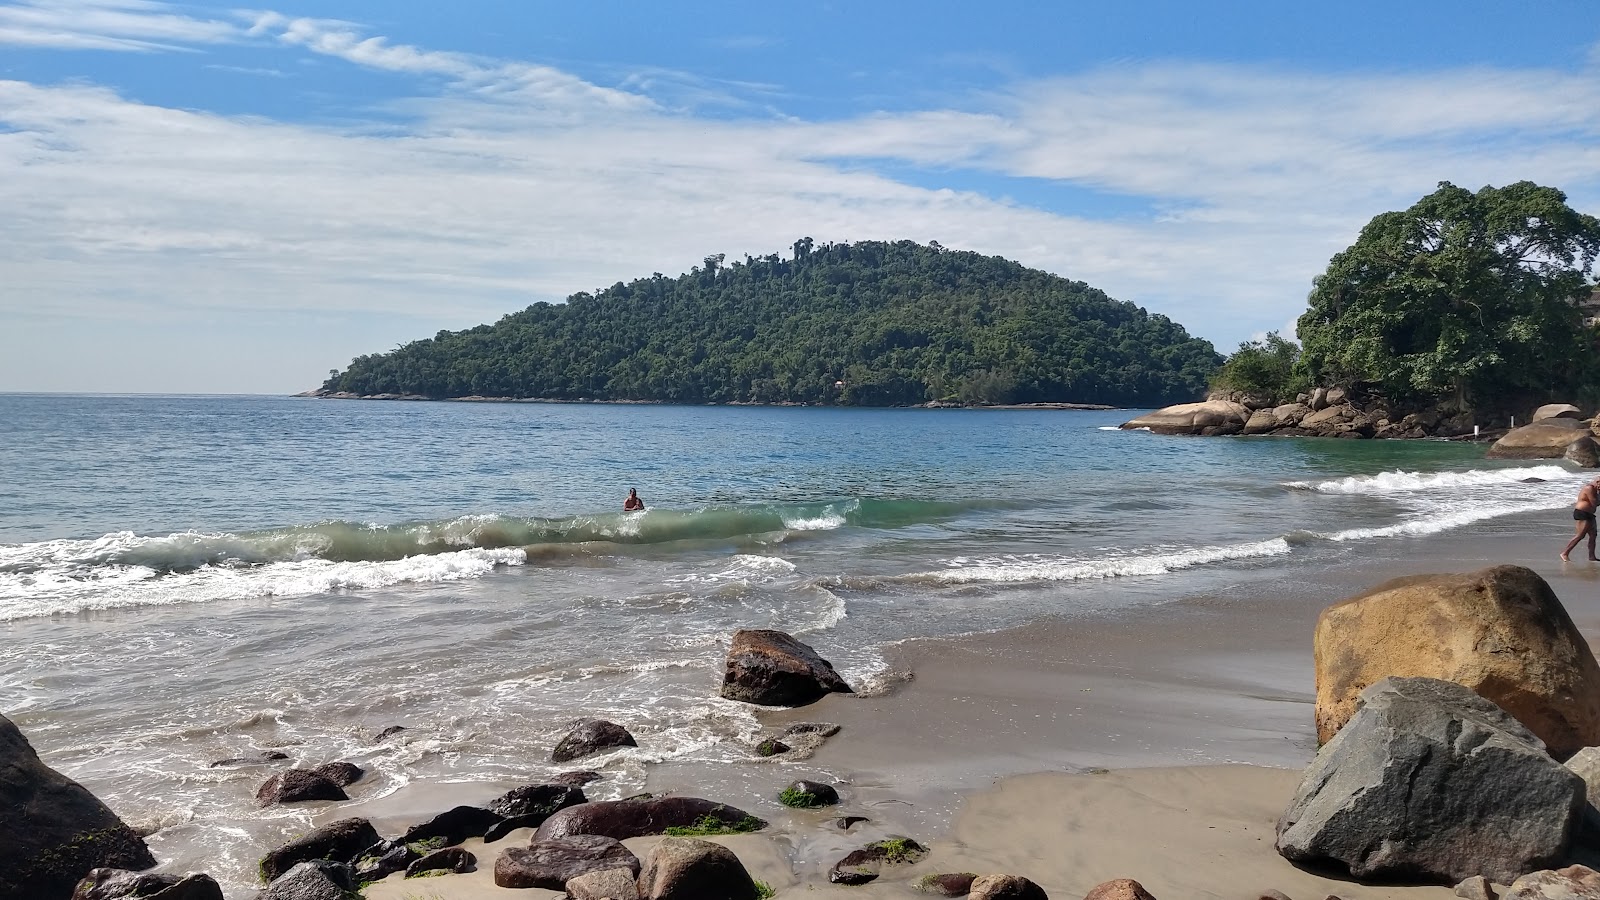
[294,391,1121,411]
[355,506,1600,899]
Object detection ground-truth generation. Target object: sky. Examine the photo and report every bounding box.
[3,1,1599,394]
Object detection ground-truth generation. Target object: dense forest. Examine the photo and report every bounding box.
[322,239,1221,406]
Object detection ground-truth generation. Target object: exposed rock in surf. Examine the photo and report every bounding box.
[488,782,588,820]
[493,834,640,890]
[1118,400,1249,436]
[1535,404,1585,422]
[835,815,869,830]
[405,847,474,877]
[260,818,382,883]
[551,770,604,787]
[828,838,927,885]
[535,797,764,842]
[208,750,290,768]
[784,722,842,738]
[1277,677,1583,884]
[914,873,978,896]
[399,805,501,848]
[638,837,760,900]
[552,718,638,763]
[0,713,156,900]
[1566,436,1600,468]
[1488,419,1591,460]
[1082,879,1158,900]
[566,866,641,900]
[259,860,358,900]
[254,769,349,806]
[720,629,853,707]
[1504,865,1600,900]
[71,869,224,900]
[311,761,363,787]
[969,874,1049,900]
[374,726,407,741]
[1313,565,1600,758]
[755,738,790,756]
[780,779,839,807]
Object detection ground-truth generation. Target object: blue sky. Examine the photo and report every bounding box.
[3,1,1599,393]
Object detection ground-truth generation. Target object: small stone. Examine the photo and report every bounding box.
[914,873,978,896]
[970,874,1049,900]
[1082,879,1157,900]
[755,739,790,757]
[1456,875,1495,900]
[405,847,474,877]
[780,779,839,807]
[553,719,638,763]
[835,815,868,830]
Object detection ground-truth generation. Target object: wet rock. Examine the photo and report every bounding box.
[534,797,763,842]
[553,719,639,763]
[494,834,640,890]
[780,779,839,807]
[828,838,927,885]
[259,860,357,900]
[399,805,501,848]
[638,837,759,900]
[970,874,1049,900]
[351,841,416,883]
[1119,400,1249,435]
[720,628,853,707]
[553,770,604,786]
[483,814,543,843]
[755,739,790,757]
[71,869,225,900]
[567,866,641,900]
[209,750,291,768]
[255,769,348,806]
[405,847,474,877]
[488,782,588,820]
[1277,677,1583,884]
[1504,865,1600,900]
[1313,565,1600,758]
[1082,879,1157,900]
[260,818,382,883]
[1566,437,1600,469]
[835,816,869,830]
[782,722,841,738]
[1456,875,1497,900]
[0,714,156,900]
[374,726,406,741]
[914,873,978,896]
[311,761,362,787]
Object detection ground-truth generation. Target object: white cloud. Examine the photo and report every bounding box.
[2,9,1600,392]
[0,0,237,50]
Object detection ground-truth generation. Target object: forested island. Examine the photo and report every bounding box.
[318,239,1220,407]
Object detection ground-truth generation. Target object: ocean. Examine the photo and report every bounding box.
[0,393,1584,893]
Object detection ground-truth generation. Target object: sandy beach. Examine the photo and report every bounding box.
[344,504,1600,900]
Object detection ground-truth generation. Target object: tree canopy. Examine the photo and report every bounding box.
[322,239,1221,407]
[1297,181,1600,408]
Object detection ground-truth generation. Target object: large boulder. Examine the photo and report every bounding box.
[1566,437,1600,469]
[1314,565,1600,758]
[259,861,358,900]
[1302,403,1355,430]
[1119,401,1249,435]
[260,818,382,883]
[720,629,852,706]
[552,719,638,763]
[493,834,640,890]
[534,797,762,842]
[0,714,156,900]
[1277,677,1583,884]
[1272,403,1311,426]
[1489,420,1592,460]
[255,769,349,806]
[1535,404,1585,423]
[1083,880,1157,900]
[398,805,500,847]
[1242,409,1280,435]
[487,782,588,822]
[71,870,224,900]
[1504,865,1600,900]
[1568,747,1600,833]
[566,867,641,900]
[637,837,759,900]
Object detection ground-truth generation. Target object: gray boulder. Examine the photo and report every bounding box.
[637,837,758,900]
[1567,437,1600,469]
[1568,747,1600,834]
[494,834,640,890]
[259,818,381,883]
[720,629,852,707]
[71,869,224,900]
[535,796,762,842]
[552,719,638,763]
[1277,677,1583,884]
[567,867,641,900]
[259,861,358,900]
[0,714,156,900]
[1504,865,1600,900]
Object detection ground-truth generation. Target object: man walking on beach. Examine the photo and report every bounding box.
[1561,478,1600,562]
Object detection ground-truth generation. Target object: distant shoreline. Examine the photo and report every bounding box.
[295,391,1121,411]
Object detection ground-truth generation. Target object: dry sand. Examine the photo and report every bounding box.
[362,507,1600,900]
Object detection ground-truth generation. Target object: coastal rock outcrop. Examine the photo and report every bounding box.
[259,860,358,900]
[534,797,763,842]
[720,629,853,706]
[552,719,638,763]
[1567,437,1600,469]
[1277,677,1583,884]
[1488,419,1593,460]
[1535,404,1585,423]
[493,834,640,890]
[71,869,224,900]
[637,837,760,900]
[1313,565,1600,758]
[260,817,382,883]
[969,874,1049,900]
[1504,864,1600,900]
[254,769,350,806]
[1119,400,1249,435]
[0,713,156,900]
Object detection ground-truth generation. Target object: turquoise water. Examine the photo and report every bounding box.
[0,393,1579,892]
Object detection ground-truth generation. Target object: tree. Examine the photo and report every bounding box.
[1212,332,1306,398]
[1297,181,1600,409]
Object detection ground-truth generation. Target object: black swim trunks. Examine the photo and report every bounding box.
[1577,508,1596,522]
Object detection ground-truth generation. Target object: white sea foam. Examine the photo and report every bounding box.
[1320,502,1562,542]
[0,546,526,621]
[915,538,1292,585]
[665,554,797,586]
[1289,465,1575,495]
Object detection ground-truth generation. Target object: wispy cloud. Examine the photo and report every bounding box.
[0,0,237,51]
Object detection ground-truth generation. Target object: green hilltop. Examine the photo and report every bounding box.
[321,239,1221,407]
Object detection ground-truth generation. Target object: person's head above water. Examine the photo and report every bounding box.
[628,488,638,497]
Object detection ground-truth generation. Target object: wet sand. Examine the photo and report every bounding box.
[363,506,1600,899]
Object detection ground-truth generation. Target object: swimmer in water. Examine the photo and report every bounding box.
[623,488,644,512]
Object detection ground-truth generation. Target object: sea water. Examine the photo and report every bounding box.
[0,394,1581,891]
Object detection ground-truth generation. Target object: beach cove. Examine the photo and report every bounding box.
[3,394,1598,898]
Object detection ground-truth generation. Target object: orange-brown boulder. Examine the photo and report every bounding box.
[1083,879,1156,900]
[1314,565,1600,758]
